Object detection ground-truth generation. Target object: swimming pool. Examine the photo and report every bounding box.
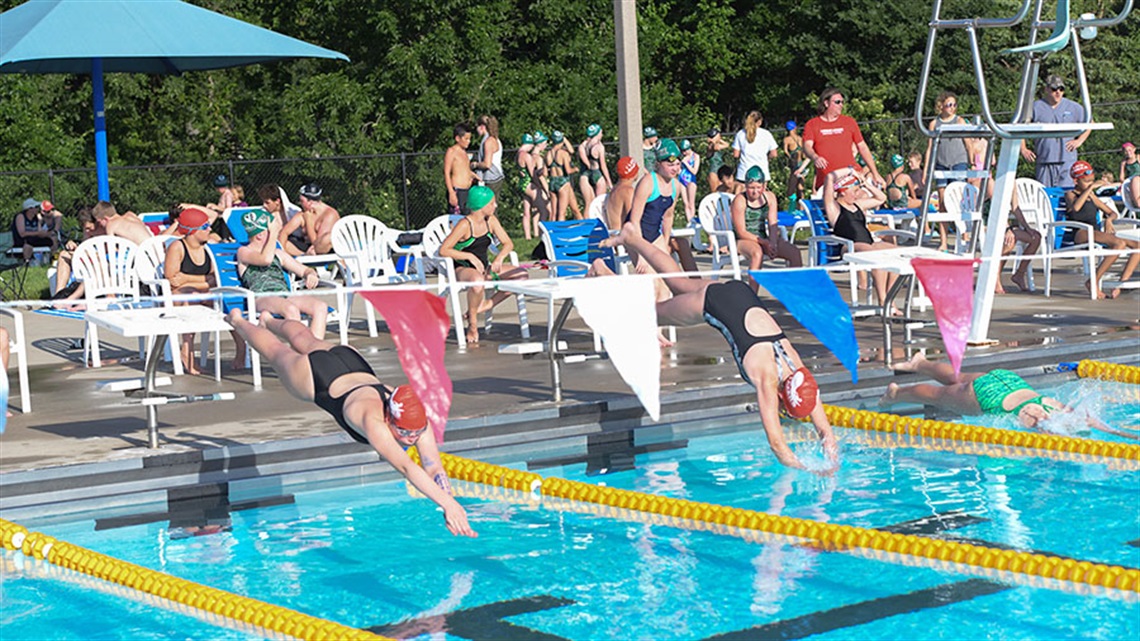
[7,384,1138,640]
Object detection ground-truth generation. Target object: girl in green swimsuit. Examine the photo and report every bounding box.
[705,128,732,193]
[880,353,1132,438]
[730,166,803,277]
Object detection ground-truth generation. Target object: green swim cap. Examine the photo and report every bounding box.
[521,133,534,145]
[744,166,766,184]
[656,138,680,160]
[890,153,905,169]
[586,123,601,137]
[680,139,692,151]
[856,154,868,167]
[551,130,565,143]
[466,185,495,213]
[533,130,548,144]
[241,208,272,236]
[643,126,658,139]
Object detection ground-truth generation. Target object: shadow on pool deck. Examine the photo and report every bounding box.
[1,263,1137,481]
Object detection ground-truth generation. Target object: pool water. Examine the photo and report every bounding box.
[4,383,1139,640]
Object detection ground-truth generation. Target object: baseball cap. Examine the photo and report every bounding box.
[213,174,230,188]
[616,156,639,180]
[744,166,766,184]
[890,154,905,169]
[240,208,272,236]
[643,126,658,139]
[586,123,602,138]
[1124,142,1135,150]
[41,200,54,212]
[1069,160,1094,178]
[466,185,495,212]
[834,173,860,192]
[387,385,428,435]
[655,138,680,161]
[532,130,548,144]
[177,207,211,233]
[21,198,40,210]
[299,183,322,199]
[551,130,565,144]
[785,120,797,131]
[778,367,819,419]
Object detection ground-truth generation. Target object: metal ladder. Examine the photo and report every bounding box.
[909,0,1132,343]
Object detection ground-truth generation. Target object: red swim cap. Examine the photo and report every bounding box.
[387,385,428,433]
[617,156,639,180]
[177,207,210,232]
[834,173,859,192]
[1069,160,1093,179]
[778,367,819,419]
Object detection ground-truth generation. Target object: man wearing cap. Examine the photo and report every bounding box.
[1020,74,1091,189]
[224,309,476,537]
[577,123,611,210]
[444,123,476,216]
[281,183,340,256]
[642,126,660,172]
[11,198,57,262]
[605,156,640,231]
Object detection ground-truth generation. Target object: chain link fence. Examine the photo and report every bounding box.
[2,101,1135,235]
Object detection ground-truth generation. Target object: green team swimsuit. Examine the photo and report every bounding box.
[886,174,909,209]
[971,369,1052,416]
[707,149,725,176]
[1125,160,1140,179]
[741,194,771,240]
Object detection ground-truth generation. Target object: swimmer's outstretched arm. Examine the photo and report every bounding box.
[1085,414,1140,440]
[363,419,477,538]
[757,384,839,475]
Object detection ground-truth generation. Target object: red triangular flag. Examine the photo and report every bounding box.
[359,290,453,442]
[911,258,978,377]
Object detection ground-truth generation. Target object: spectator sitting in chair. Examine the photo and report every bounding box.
[237,209,331,345]
[11,198,58,263]
[280,184,340,256]
[91,201,152,245]
[1065,160,1140,300]
[164,207,218,375]
[51,207,98,302]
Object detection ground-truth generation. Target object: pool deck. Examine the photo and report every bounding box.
[0,262,1137,519]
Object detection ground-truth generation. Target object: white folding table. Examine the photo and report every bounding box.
[85,306,236,447]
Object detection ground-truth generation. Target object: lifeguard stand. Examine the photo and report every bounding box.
[911,0,1132,343]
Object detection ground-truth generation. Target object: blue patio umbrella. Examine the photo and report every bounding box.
[0,0,349,200]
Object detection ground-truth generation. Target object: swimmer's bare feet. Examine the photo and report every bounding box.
[229,358,247,372]
[466,325,479,345]
[599,221,637,249]
[657,329,674,348]
[1085,280,1106,300]
[588,258,616,277]
[225,309,243,326]
[892,351,927,373]
[475,298,495,315]
[1010,272,1029,292]
[879,382,900,407]
[1107,287,1122,300]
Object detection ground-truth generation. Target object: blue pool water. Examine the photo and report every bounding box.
[4,383,1139,640]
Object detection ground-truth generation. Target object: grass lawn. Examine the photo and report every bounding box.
[3,264,51,301]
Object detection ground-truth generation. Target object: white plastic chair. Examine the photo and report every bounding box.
[331,216,423,337]
[1012,178,1058,292]
[586,194,609,229]
[938,182,982,254]
[135,236,201,377]
[1,308,31,413]
[71,236,142,368]
[1122,177,1140,217]
[696,192,742,280]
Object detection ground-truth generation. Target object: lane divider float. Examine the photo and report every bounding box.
[421,453,1138,594]
[0,519,387,641]
[1073,360,1140,384]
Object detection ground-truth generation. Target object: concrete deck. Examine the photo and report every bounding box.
[0,261,1137,520]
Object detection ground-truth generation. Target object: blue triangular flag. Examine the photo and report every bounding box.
[750,269,859,382]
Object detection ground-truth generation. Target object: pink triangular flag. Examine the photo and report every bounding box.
[911,257,978,377]
[360,290,453,443]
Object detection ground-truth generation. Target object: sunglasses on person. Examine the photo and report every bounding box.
[1049,85,1065,92]
[831,99,844,105]
[178,221,211,232]
[1073,167,1093,177]
[944,102,957,108]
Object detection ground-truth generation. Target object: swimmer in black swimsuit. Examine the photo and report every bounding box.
[225,310,477,537]
[595,223,839,472]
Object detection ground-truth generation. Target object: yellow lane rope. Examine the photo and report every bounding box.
[823,406,1140,462]
[0,519,387,641]
[426,453,1138,594]
[1076,360,1140,384]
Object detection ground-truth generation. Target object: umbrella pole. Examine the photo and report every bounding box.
[92,58,109,201]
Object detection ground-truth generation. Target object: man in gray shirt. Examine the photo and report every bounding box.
[1020,74,1091,189]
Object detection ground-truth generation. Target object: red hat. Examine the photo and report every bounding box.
[617,156,639,180]
[1069,160,1094,179]
[41,200,54,212]
[778,367,819,419]
[834,173,859,192]
[177,207,210,232]
[387,385,428,433]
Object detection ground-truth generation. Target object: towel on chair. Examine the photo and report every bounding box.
[564,278,661,421]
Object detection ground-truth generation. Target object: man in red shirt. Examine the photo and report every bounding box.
[804,88,883,192]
